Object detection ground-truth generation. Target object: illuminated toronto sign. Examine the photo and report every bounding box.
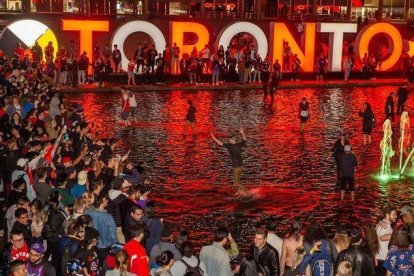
[0,19,59,61]
[0,19,410,73]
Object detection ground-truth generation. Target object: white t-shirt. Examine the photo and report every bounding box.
[267,233,283,260]
[375,220,392,260]
[129,94,137,107]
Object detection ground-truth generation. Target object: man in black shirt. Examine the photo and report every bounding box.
[396,85,409,114]
[211,128,249,196]
[385,92,395,122]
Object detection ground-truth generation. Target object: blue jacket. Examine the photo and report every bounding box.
[86,208,118,249]
[70,184,86,199]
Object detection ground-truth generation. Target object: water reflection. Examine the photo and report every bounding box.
[66,86,414,251]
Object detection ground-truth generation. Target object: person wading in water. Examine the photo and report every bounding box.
[211,128,250,196]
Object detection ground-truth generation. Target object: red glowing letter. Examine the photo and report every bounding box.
[62,20,109,73]
[271,22,316,72]
[170,22,210,56]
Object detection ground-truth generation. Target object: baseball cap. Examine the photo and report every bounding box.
[17,158,28,167]
[66,259,83,275]
[344,145,351,152]
[62,156,73,164]
[335,225,348,235]
[110,243,124,255]
[30,243,45,254]
[400,205,414,216]
[77,171,87,185]
[112,178,132,190]
[65,166,76,176]
[75,105,84,113]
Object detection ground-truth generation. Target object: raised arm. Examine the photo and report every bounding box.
[239,127,246,141]
[280,239,287,275]
[211,132,224,146]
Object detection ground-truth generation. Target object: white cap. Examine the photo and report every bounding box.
[17,158,28,167]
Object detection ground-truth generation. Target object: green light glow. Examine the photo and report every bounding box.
[380,119,394,177]
[399,111,410,172]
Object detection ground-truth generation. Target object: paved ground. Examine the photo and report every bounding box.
[61,78,408,93]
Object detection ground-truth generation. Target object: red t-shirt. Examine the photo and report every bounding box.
[124,239,149,276]
[14,47,24,61]
[128,61,135,72]
[10,243,29,262]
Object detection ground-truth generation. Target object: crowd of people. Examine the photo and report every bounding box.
[0,54,413,276]
[4,31,414,92]
[0,32,414,276]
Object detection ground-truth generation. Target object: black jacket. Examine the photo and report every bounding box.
[122,215,140,242]
[251,243,280,276]
[0,243,12,276]
[11,221,32,245]
[334,244,375,276]
[107,191,132,227]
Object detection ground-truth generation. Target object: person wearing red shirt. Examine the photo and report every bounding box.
[0,230,29,275]
[9,230,29,262]
[14,43,25,61]
[124,222,149,276]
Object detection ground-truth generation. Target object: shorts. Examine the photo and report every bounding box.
[300,116,309,123]
[121,111,129,120]
[341,176,355,191]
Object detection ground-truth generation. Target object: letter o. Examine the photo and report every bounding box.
[216,22,268,59]
[112,21,166,70]
[356,23,402,71]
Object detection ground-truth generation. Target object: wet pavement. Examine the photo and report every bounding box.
[66,86,414,251]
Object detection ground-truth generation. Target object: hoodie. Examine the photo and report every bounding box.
[49,96,60,119]
[107,190,131,227]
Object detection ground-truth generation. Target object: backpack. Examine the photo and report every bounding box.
[310,239,333,276]
[58,237,79,276]
[181,258,204,276]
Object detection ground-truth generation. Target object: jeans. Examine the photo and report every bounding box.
[212,71,220,84]
[233,166,243,185]
[244,68,252,82]
[189,72,196,83]
[78,70,86,84]
[59,71,68,84]
[171,58,180,74]
[252,69,261,82]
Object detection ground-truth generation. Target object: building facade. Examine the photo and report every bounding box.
[0,0,413,21]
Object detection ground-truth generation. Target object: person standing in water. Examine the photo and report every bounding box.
[358,102,375,145]
[183,100,196,134]
[329,133,350,189]
[299,98,309,132]
[339,145,358,201]
[211,128,249,196]
[385,92,395,122]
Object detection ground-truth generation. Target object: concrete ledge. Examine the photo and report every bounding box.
[61,78,407,93]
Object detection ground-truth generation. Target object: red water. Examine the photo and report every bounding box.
[65,87,414,251]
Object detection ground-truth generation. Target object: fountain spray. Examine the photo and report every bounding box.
[380,119,394,178]
[399,111,410,172]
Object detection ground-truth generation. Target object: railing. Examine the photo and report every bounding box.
[149,10,255,19]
